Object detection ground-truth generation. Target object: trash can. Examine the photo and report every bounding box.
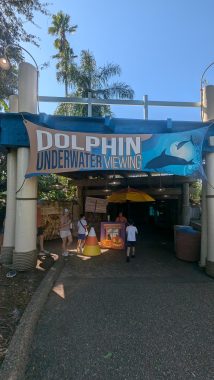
[175,226,201,262]
[174,225,193,252]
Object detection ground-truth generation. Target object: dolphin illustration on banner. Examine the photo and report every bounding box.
[145,149,195,169]
[142,126,208,176]
[176,135,194,150]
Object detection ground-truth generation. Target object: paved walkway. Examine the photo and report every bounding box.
[25,230,214,380]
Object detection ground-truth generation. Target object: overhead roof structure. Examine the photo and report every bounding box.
[0,112,211,147]
[0,112,210,197]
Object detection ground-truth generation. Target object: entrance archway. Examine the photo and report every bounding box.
[0,62,214,278]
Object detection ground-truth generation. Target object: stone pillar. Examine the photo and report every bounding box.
[200,179,207,267]
[82,186,86,214]
[201,85,214,276]
[202,85,214,121]
[177,195,182,224]
[206,153,214,277]
[77,186,84,214]
[72,202,79,237]
[181,183,190,225]
[13,62,38,271]
[0,96,18,264]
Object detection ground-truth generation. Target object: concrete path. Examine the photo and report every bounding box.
[25,231,214,380]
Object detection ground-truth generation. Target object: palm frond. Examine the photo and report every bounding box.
[80,50,96,75]
[95,83,134,99]
[0,99,9,111]
[98,63,121,85]
[48,26,57,35]
[69,25,78,33]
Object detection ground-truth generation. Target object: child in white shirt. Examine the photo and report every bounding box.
[126,221,138,262]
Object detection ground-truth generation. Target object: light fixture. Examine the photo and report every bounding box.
[0,57,10,70]
[0,44,39,71]
[108,172,121,186]
[103,178,111,192]
[157,173,165,192]
[200,60,214,121]
[109,180,120,186]
[0,44,40,112]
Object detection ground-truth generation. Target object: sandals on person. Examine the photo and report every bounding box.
[6,270,17,278]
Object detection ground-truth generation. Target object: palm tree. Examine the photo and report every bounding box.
[48,11,77,96]
[56,50,134,117]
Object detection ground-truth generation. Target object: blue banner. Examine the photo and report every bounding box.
[25,120,208,177]
[142,127,208,176]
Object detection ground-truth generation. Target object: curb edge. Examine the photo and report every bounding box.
[0,258,64,380]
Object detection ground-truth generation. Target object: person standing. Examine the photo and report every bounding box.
[115,212,127,224]
[126,220,138,262]
[60,208,73,257]
[77,214,87,254]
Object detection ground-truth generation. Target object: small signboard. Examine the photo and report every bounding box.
[100,222,126,250]
[85,197,108,214]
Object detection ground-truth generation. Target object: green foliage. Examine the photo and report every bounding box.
[190,180,202,204]
[48,11,77,96]
[55,50,134,117]
[67,50,134,99]
[0,0,49,46]
[49,12,134,117]
[55,100,112,117]
[0,98,9,112]
[0,0,49,106]
[38,174,77,201]
[0,51,20,110]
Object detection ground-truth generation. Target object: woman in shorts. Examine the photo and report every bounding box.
[60,208,72,257]
[77,214,88,254]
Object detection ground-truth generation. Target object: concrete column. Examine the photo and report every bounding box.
[206,153,214,277]
[82,187,86,214]
[0,95,18,264]
[177,195,182,224]
[201,85,214,276]
[181,183,190,225]
[13,62,38,271]
[87,92,92,117]
[144,95,148,120]
[9,94,19,112]
[202,85,214,121]
[200,179,207,267]
[77,186,84,214]
[72,203,79,237]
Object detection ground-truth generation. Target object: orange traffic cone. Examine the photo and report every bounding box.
[83,227,101,257]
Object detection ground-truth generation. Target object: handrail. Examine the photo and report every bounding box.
[38,94,201,119]
[38,95,200,108]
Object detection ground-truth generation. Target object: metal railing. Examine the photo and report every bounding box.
[38,92,201,119]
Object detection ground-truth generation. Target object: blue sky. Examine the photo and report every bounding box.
[23,0,214,121]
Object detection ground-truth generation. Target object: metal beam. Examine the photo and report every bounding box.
[149,100,201,108]
[86,188,182,196]
[39,96,201,108]
[72,176,195,188]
